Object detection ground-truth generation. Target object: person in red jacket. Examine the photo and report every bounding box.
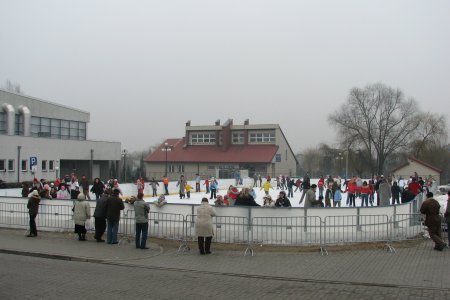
[408,177,421,197]
[360,181,371,207]
[346,180,357,207]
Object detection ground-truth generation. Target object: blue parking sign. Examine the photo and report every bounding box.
[30,157,38,167]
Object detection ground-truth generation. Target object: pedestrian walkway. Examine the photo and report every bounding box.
[0,228,448,292]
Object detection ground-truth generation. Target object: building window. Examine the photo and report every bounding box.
[168,165,175,173]
[232,132,245,144]
[49,160,55,171]
[0,112,6,134]
[249,132,275,143]
[61,120,69,139]
[0,159,5,171]
[39,118,51,137]
[177,165,185,173]
[21,159,27,171]
[78,122,86,140]
[30,117,86,140]
[8,159,14,171]
[191,132,216,144]
[69,121,78,140]
[15,113,24,135]
[51,119,61,138]
[42,160,47,171]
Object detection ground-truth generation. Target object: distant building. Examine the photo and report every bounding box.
[144,119,298,180]
[0,89,121,183]
[391,156,442,183]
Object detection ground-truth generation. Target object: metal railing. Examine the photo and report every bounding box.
[0,200,438,256]
[252,216,322,246]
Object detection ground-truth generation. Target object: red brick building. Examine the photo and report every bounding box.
[144,119,298,180]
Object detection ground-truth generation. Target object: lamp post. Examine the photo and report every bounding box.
[121,149,128,182]
[162,142,172,177]
[336,153,344,177]
[55,160,59,180]
[17,146,21,183]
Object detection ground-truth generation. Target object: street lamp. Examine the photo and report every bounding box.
[335,153,344,177]
[55,160,60,180]
[121,149,128,182]
[162,142,172,177]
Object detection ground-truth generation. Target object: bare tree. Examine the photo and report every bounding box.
[3,79,23,93]
[298,147,322,177]
[329,83,420,175]
[410,113,447,159]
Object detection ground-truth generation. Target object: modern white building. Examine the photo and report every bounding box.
[0,89,121,183]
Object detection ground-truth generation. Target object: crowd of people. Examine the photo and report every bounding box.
[21,170,449,254]
[20,173,123,201]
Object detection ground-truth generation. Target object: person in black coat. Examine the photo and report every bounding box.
[105,189,125,244]
[401,187,415,203]
[90,178,105,201]
[93,189,109,242]
[275,191,291,207]
[391,181,401,205]
[234,187,260,206]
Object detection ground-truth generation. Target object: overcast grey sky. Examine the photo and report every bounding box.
[1,0,449,153]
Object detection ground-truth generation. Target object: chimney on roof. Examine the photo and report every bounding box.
[221,119,233,151]
[244,119,249,125]
[186,120,191,126]
[215,119,220,126]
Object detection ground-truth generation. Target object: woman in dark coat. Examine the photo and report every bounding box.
[234,187,260,206]
[90,178,105,201]
[27,190,41,237]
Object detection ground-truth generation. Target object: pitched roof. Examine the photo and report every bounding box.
[145,138,279,163]
[391,156,442,174]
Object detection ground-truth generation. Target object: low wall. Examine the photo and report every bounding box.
[0,195,425,249]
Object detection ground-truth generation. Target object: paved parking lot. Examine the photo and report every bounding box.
[0,228,448,299]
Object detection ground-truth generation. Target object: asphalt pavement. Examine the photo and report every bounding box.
[0,227,449,299]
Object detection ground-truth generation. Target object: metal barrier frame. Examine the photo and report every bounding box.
[0,198,436,257]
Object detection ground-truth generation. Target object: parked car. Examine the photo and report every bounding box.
[437,183,450,195]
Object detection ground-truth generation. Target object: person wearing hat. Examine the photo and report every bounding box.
[263,194,275,207]
[274,191,291,207]
[73,193,91,241]
[420,192,447,251]
[27,190,41,237]
[195,197,216,255]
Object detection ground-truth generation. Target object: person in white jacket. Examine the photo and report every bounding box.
[73,193,91,241]
[195,197,216,255]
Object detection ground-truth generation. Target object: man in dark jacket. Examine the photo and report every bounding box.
[420,192,446,251]
[105,189,125,244]
[93,190,109,242]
